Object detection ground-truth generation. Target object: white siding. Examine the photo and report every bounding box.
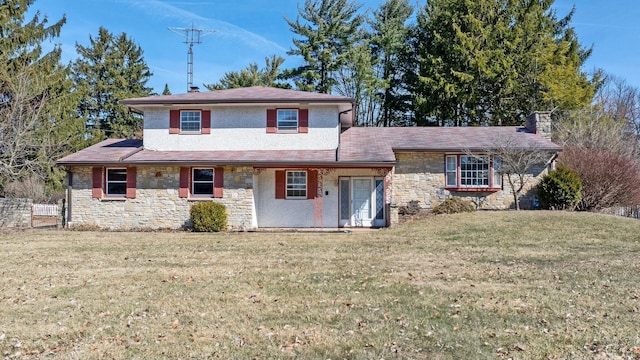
[142,105,340,151]
[254,168,383,228]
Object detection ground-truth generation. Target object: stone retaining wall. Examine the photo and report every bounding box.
[0,198,32,228]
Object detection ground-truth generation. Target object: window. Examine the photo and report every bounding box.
[267,109,308,133]
[170,110,210,134]
[461,156,489,186]
[286,171,307,198]
[275,169,316,199]
[178,166,224,198]
[493,157,502,187]
[277,109,298,131]
[192,168,214,196]
[106,168,127,196]
[180,111,201,132]
[92,167,136,199]
[445,155,501,190]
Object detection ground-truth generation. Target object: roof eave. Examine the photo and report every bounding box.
[57,159,395,168]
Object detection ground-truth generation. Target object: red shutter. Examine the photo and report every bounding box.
[179,167,190,198]
[214,167,224,198]
[307,169,317,199]
[275,170,286,199]
[299,109,309,133]
[126,167,136,199]
[170,110,180,134]
[92,167,103,199]
[266,109,277,133]
[201,110,211,134]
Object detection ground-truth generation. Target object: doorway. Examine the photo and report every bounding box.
[339,177,385,227]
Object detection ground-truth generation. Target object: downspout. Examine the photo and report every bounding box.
[337,108,353,161]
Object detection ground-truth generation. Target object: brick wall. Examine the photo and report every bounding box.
[68,166,255,230]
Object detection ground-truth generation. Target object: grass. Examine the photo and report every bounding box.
[1,211,640,359]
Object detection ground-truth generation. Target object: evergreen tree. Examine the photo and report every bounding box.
[72,27,152,139]
[283,0,364,94]
[408,0,595,126]
[204,55,289,90]
[369,0,414,126]
[162,83,171,95]
[0,0,86,196]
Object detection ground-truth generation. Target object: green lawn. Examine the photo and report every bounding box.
[1,211,639,359]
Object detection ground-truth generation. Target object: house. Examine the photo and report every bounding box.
[56,86,561,230]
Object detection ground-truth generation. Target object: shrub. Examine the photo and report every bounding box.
[398,200,422,216]
[190,202,227,232]
[559,146,640,210]
[536,165,582,210]
[432,197,476,214]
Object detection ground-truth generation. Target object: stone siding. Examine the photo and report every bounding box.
[68,166,255,230]
[391,152,547,222]
[0,198,32,228]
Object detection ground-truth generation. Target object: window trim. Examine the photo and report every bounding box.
[445,154,502,192]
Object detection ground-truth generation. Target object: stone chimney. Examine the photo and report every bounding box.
[188,86,200,93]
[526,111,552,141]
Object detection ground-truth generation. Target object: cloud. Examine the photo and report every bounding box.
[128,0,286,53]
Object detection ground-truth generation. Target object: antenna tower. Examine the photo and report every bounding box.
[168,24,216,92]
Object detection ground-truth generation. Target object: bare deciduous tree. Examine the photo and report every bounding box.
[0,69,48,187]
[473,135,555,210]
[554,108,636,157]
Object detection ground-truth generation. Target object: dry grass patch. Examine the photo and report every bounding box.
[1,211,639,359]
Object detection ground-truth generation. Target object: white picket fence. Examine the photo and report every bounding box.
[31,204,59,227]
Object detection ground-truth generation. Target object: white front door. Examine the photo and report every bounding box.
[339,177,385,227]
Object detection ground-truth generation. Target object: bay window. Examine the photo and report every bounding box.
[445,155,501,190]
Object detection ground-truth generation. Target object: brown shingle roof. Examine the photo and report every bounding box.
[120,86,355,106]
[56,139,339,166]
[56,139,143,165]
[56,127,561,167]
[125,149,338,166]
[337,126,562,162]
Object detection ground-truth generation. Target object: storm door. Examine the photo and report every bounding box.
[339,177,385,227]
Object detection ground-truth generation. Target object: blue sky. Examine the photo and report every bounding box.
[30,0,640,95]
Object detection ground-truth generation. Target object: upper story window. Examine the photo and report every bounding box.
[181,111,201,132]
[266,109,308,133]
[170,110,211,134]
[277,109,298,131]
[445,155,502,190]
